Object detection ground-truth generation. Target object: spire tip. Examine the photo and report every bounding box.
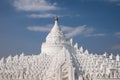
[55,16,58,21]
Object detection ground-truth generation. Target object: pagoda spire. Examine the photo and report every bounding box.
[45,16,66,44]
[55,16,58,21]
[51,16,60,33]
[41,16,67,55]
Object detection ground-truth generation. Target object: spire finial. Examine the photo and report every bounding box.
[55,16,58,21]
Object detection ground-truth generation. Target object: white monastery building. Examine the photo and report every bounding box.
[0,17,120,80]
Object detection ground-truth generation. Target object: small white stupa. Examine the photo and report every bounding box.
[0,17,120,80]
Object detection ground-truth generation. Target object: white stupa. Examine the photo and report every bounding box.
[0,17,120,80]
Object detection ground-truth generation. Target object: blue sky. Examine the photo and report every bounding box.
[0,0,120,57]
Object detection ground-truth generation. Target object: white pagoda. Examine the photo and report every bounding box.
[0,17,120,80]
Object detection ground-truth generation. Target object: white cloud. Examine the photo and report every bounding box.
[117,3,120,6]
[115,32,120,38]
[60,26,73,32]
[104,0,120,6]
[28,13,57,18]
[27,13,79,18]
[27,25,106,38]
[65,25,88,38]
[27,25,51,32]
[86,33,106,37]
[112,44,120,50]
[106,0,120,2]
[115,32,120,35]
[13,0,58,11]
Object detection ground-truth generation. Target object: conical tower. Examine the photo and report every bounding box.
[41,16,67,55]
[46,16,66,44]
